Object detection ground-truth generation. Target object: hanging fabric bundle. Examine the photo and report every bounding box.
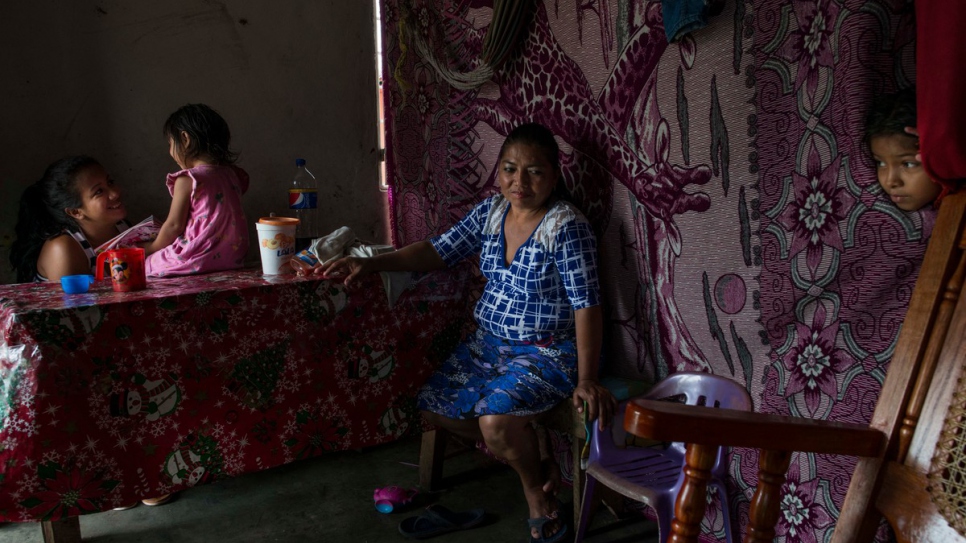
[399,0,534,91]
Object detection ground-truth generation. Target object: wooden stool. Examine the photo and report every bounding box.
[417,400,586,523]
[41,518,81,543]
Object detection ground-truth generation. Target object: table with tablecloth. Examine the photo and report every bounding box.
[0,267,473,523]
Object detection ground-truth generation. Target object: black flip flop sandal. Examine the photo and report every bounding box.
[398,504,486,540]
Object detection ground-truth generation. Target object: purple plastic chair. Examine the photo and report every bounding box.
[574,372,752,543]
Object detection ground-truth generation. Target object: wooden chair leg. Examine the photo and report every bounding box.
[669,442,717,543]
[419,428,449,491]
[744,449,792,543]
[571,423,584,526]
[600,485,629,517]
[42,517,82,543]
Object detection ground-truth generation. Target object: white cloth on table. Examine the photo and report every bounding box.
[308,227,414,308]
[309,226,357,266]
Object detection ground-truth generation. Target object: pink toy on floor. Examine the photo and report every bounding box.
[373,486,418,513]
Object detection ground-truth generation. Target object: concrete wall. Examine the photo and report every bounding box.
[0,0,387,284]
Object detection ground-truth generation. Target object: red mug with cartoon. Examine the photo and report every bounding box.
[96,247,147,292]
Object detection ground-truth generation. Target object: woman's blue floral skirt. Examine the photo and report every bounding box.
[417,327,577,418]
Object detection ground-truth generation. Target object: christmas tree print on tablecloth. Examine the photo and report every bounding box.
[227,342,288,410]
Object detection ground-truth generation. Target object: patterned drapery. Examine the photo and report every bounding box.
[381,1,931,540]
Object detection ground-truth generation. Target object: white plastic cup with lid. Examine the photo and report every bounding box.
[256,216,300,275]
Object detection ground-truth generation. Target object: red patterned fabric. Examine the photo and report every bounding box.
[0,268,472,521]
[917,0,966,199]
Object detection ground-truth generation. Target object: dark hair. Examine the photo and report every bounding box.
[499,122,561,169]
[163,104,237,165]
[864,88,917,146]
[9,156,100,283]
[498,122,571,201]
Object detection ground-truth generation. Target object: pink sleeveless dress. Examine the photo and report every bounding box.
[146,164,249,277]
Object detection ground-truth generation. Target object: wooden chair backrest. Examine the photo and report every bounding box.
[622,191,966,543]
[833,190,966,543]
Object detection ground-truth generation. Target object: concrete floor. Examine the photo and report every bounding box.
[0,435,657,542]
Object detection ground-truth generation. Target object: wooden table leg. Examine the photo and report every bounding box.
[419,429,448,491]
[42,517,82,543]
[744,449,792,543]
[668,442,717,543]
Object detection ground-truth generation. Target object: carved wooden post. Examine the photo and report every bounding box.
[745,449,792,543]
[668,442,717,543]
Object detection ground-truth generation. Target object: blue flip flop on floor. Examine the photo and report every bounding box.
[398,504,486,539]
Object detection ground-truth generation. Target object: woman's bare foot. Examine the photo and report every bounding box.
[541,456,561,495]
[524,460,565,541]
[528,505,565,541]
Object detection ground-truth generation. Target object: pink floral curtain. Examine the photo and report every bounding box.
[381,1,929,540]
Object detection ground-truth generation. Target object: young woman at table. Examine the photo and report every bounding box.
[10,155,130,283]
[319,123,616,543]
[9,156,174,508]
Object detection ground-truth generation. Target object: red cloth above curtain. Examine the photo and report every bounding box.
[917,0,966,199]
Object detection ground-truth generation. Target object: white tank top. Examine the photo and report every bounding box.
[34,221,130,282]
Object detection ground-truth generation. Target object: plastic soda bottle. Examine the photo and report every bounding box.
[288,158,319,250]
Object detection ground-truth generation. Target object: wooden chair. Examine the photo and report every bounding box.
[418,400,587,522]
[418,376,653,526]
[834,188,966,542]
[622,190,966,543]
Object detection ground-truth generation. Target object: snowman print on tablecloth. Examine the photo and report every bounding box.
[109,372,182,421]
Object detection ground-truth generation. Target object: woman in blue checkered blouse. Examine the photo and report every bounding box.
[321,123,615,542]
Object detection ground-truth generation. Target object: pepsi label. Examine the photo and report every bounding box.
[289,189,318,210]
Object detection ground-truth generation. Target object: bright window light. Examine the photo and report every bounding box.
[374,0,387,192]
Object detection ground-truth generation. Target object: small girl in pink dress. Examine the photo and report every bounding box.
[144,104,249,277]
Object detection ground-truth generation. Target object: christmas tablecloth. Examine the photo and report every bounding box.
[0,267,473,521]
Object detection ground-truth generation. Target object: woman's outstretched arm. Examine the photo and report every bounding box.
[319,240,446,285]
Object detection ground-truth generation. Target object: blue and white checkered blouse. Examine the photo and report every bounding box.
[430,195,600,342]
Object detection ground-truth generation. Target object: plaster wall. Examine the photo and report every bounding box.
[0,0,387,284]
